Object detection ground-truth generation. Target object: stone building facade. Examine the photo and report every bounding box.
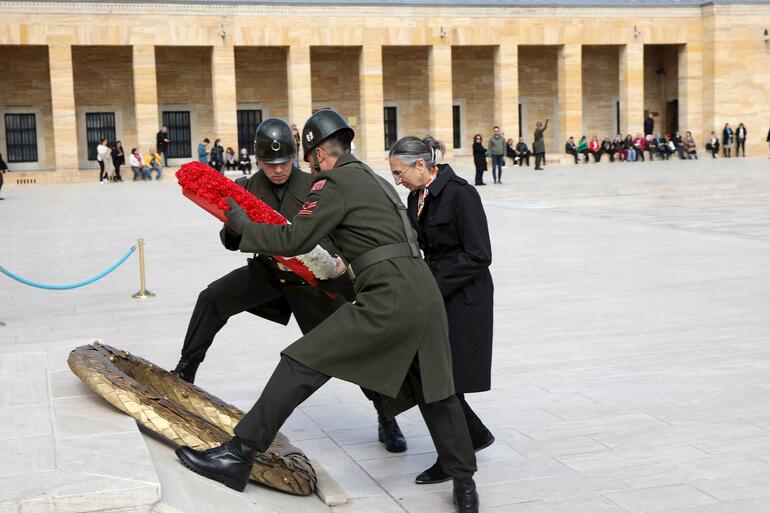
[1,0,769,182]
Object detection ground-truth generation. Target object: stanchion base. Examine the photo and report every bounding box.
[132,290,156,299]
[0,321,6,328]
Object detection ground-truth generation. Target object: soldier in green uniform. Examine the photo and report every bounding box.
[176,110,479,513]
[172,117,407,452]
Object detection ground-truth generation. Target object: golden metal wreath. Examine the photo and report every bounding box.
[68,342,316,495]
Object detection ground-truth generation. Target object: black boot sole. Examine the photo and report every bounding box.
[176,447,248,492]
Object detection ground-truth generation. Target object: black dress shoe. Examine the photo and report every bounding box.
[378,417,407,453]
[415,459,451,484]
[453,478,479,513]
[171,357,201,384]
[176,436,255,492]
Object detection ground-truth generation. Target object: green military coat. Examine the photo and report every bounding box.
[233,153,455,410]
[209,167,352,330]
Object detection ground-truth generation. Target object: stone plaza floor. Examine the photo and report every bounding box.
[1,155,770,513]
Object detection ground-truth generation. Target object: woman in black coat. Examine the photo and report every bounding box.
[390,135,494,486]
[471,134,487,186]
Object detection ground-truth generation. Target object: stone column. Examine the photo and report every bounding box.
[359,44,385,163]
[211,44,238,152]
[558,44,583,149]
[288,45,312,133]
[428,44,454,158]
[132,45,159,155]
[495,40,519,140]
[619,43,644,137]
[678,43,703,145]
[48,43,78,174]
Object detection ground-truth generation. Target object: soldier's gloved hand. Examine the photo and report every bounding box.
[225,198,250,235]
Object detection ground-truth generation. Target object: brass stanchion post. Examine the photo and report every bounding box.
[132,238,155,299]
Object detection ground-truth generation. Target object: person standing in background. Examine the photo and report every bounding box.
[471,134,487,186]
[96,138,112,183]
[735,123,747,157]
[533,119,549,170]
[644,113,654,137]
[156,126,170,167]
[487,127,505,184]
[198,138,210,163]
[112,141,125,182]
[722,123,733,158]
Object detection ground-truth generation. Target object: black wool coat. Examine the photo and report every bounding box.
[407,164,494,393]
[472,142,487,173]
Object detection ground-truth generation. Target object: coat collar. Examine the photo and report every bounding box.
[252,166,307,209]
[426,164,456,197]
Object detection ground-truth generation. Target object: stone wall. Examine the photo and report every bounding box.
[0,45,54,171]
[72,46,136,169]
[452,46,495,154]
[382,46,430,145]
[519,45,559,153]
[234,46,289,121]
[582,45,619,139]
[310,47,361,135]
[155,46,214,160]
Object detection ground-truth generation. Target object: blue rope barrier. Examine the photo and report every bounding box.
[0,245,137,290]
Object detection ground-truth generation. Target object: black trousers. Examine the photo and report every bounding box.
[535,152,545,168]
[114,163,122,181]
[566,149,578,164]
[517,152,530,166]
[98,160,106,181]
[235,355,477,480]
[180,289,229,363]
[0,171,3,196]
[474,168,485,185]
[736,140,746,157]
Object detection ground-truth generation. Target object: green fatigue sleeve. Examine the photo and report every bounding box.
[236,176,345,257]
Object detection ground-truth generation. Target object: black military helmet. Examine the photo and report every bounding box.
[254,118,297,164]
[301,109,355,162]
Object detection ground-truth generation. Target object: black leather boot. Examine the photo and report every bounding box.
[453,478,479,513]
[371,397,407,453]
[176,436,254,492]
[171,357,201,384]
[378,417,407,453]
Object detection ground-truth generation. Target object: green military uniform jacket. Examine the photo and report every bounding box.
[233,153,456,411]
[209,167,352,330]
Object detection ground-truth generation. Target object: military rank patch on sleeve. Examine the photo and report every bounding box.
[311,179,326,191]
[298,200,318,216]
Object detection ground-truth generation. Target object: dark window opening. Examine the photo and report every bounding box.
[384,106,397,151]
[162,111,191,158]
[5,113,38,163]
[85,112,116,161]
[237,109,263,155]
[452,105,461,149]
[518,104,523,138]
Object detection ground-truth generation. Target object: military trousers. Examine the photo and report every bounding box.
[234,354,477,480]
[180,288,228,364]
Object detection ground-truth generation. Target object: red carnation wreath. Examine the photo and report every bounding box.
[176,162,336,286]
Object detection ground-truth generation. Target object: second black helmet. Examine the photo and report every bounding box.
[254,118,297,164]
[301,109,355,162]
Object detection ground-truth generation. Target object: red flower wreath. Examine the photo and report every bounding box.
[176,162,323,285]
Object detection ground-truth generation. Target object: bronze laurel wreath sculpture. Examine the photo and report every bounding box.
[68,342,317,495]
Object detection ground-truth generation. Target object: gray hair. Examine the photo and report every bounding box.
[389,136,446,168]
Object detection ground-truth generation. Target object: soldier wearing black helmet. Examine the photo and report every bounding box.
[171,118,350,382]
[177,110,479,513]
